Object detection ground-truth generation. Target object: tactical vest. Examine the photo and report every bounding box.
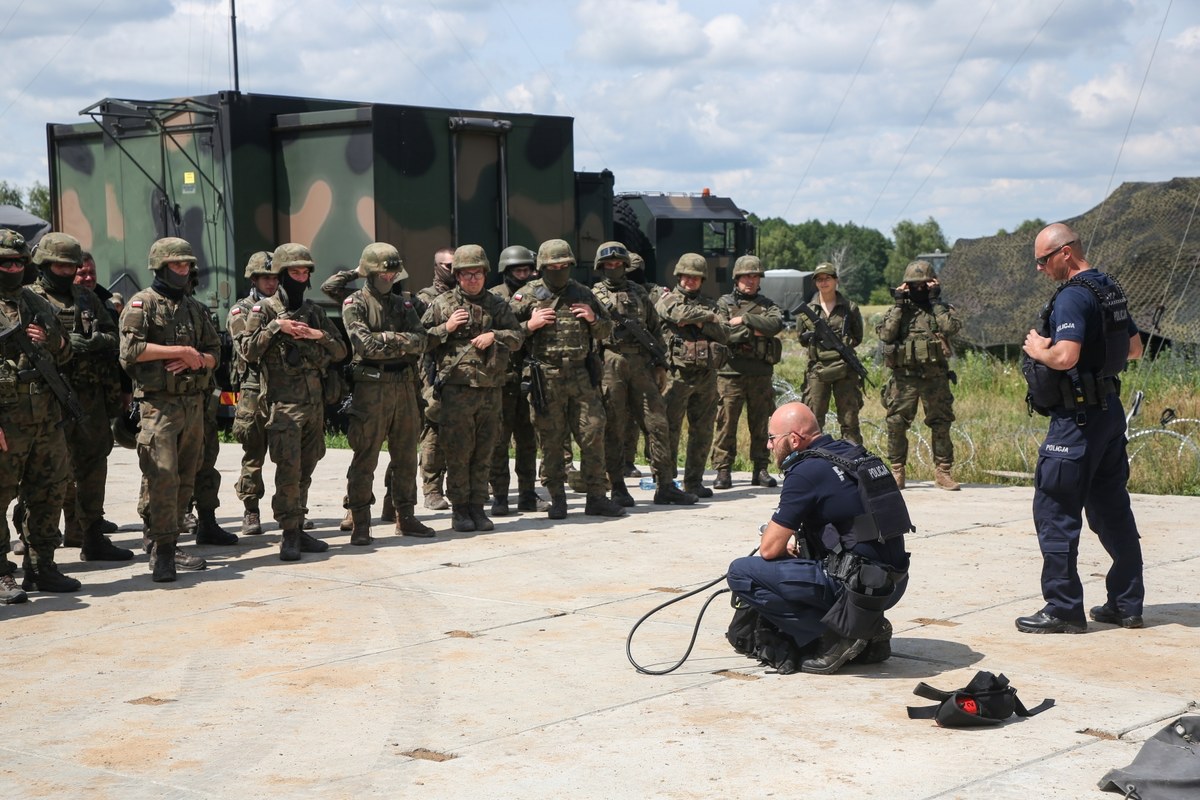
[660,290,730,370]
[227,296,259,391]
[524,283,592,363]
[127,291,213,397]
[430,292,509,388]
[1023,274,1130,416]
[593,281,650,350]
[28,283,117,389]
[888,304,952,370]
[721,292,782,367]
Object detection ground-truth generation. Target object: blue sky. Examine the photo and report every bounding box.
[2,0,1197,243]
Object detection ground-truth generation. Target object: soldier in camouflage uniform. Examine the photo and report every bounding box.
[657,253,731,498]
[227,252,276,536]
[510,239,626,520]
[799,262,864,445]
[417,248,456,511]
[25,233,131,562]
[240,244,347,560]
[487,245,548,516]
[877,259,963,491]
[712,255,784,490]
[591,241,696,507]
[423,245,524,532]
[341,242,434,543]
[120,237,221,582]
[0,229,80,602]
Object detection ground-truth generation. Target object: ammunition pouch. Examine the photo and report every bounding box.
[670,337,729,370]
[164,370,207,396]
[322,363,349,406]
[880,342,898,369]
[811,360,849,382]
[1023,357,1118,418]
[895,335,948,368]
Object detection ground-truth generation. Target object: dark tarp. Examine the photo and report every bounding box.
[0,204,50,244]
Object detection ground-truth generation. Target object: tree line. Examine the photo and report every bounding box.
[0,180,51,224]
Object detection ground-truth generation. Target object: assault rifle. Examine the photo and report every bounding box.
[791,302,873,387]
[0,318,85,425]
[522,357,548,414]
[610,309,669,369]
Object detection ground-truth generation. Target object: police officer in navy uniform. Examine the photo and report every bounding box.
[726,402,910,674]
[1017,223,1145,633]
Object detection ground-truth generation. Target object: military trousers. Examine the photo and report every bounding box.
[62,378,115,530]
[345,377,421,518]
[264,399,326,530]
[192,391,222,513]
[662,367,719,490]
[232,388,268,510]
[439,384,501,506]
[601,350,671,484]
[531,367,607,496]
[882,371,955,466]
[489,378,538,498]
[711,373,776,472]
[137,393,206,545]
[803,369,863,445]
[419,384,446,499]
[0,392,70,569]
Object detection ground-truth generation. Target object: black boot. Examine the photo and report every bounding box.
[174,546,207,571]
[713,469,733,490]
[800,632,868,675]
[81,521,134,562]
[584,494,627,517]
[298,530,329,552]
[195,509,239,545]
[468,504,494,532]
[151,541,176,583]
[547,493,568,520]
[22,547,82,593]
[490,494,510,517]
[852,619,893,664]
[610,481,635,508]
[380,493,396,523]
[517,489,549,512]
[397,515,436,538]
[96,518,120,534]
[451,505,476,532]
[752,468,778,488]
[684,483,714,499]
[653,483,699,506]
[349,510,373,546]
[279,529,301,562]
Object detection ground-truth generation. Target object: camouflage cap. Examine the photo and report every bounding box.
[272,242,315,271]
[812,262,838,279]
[243,251,274,279]
[595,241,630,265]
[452,244,490,273]
[536,238,575,268]
[148,237,197,271]
[732,255,764,278]
[359,242,408,279]
[498,245,535,271]
[32,232,83,267]
[903,260,935,284]
[673,252,708,278]
[0,229,29,260]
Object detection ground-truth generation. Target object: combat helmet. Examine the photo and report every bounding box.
[359,242,407,280]
[148,237,197,271]
[903,260,935,284]
[243,251,274,279]
[498,245,535,272]
[673,252,708,278]
[595,241,630,266]
[812,262,838,279]
[112,404,140,450]
[536,239,576,269]
[452,244,490,272]
[0,229,29,261]
[271,243,315,272]
[732,255,764,278]
[31,232,83,266]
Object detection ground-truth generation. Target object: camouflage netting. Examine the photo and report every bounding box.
[943,178,1200,349]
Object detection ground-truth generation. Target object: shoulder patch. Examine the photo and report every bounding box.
[230,307,242,316]
[404,300,413,308]
[343,297,354,306]
[513,293,523,302]
[130,300,143,308]
[251,304,261,313]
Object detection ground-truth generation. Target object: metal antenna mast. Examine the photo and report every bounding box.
[230,0,241,91]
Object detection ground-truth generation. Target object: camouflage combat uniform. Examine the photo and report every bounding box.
[417,273,454,508]
[228,287,268,530]
[877,262,962,481]
[800,289,865,444]
[0,234,78,598]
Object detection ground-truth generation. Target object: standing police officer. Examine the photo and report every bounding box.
[120,237,220,582]
[877,260,962,490]
[711,255,783,490]
[240,244,347,560]
[799,263,864,445]
[1016,223,1145,634]
[656,253,730,498]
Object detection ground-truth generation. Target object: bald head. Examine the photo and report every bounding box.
[771,402,821,440]
[1034,222,1088,279]
[1036,223,1079,252]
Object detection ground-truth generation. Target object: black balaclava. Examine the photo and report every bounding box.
[433,260,456,292]
[543,266,570,292]
[279,271,308,311]
[370,274,396,295]
[152,267,190,300]
[38,264,76,297]
[0,266,25,295]
[601,263,627,290]
[908,282,932,308]
[503,266,532,294]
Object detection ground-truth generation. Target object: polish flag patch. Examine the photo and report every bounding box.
[231,307,242,316]
[343,297,354,306]
[130,300,143,308]
[513,293,523,301]
[251,305,261,312]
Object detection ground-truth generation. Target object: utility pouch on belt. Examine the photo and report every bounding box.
[0,361,16,405]
[907,671,1054,728]
[820,555,900,640]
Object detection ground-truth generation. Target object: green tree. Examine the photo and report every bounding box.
[0,180,24,208]
[27,182,50,222]
[885,217,949,286]
[752,215,813,271]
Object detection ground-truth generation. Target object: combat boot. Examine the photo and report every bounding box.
[380,492,396,524]
[62,517,84,548]
[852,619,893,665]
[684,483,714,499]
[80,521,134,562]
[174,546,207,571]
[468,505,494,532]
[713,469,733,490]
[195,509,239,545]
[490,494,510,517]
[397,515,435,538]
[298,530,330,552]
[11,536,24,556]
[241,509,263,536]
[653,483,699,506]
[96,518,120,534]
[610,481,635,508]
[800,632,868,675]
[279,529,301,562]
[547,493,568,520]
[890,464,906,490]
[339,508,354,531]
[567,467,587,493]
[752,468,778,488]
[451,505,476,533]
[150,541,176,583]
[0,571,27,604]
[22,547,81,593]
[184,511,198,536]
[585,494,627,518]
[623,462,642,479]
[350,510,373,546]
[934,464,960,491]
[423,491,450,511]
[517,489,549,512]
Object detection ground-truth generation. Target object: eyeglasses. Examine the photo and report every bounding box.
[457,270,486,280]
[1035,241,1075,267]
[766,431,794,444]
[598,244,628,260]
